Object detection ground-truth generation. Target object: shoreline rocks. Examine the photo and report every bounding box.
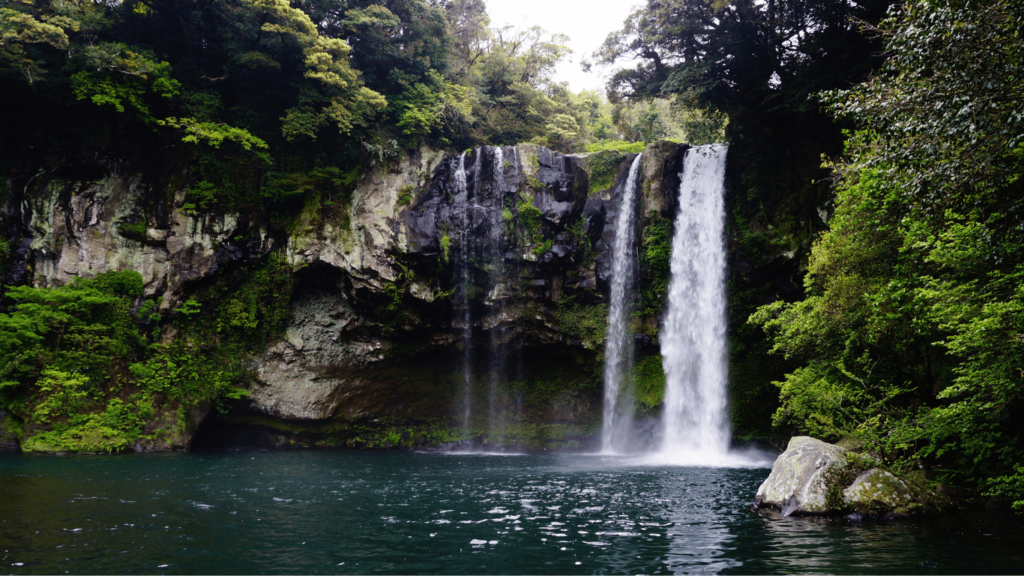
[754,436,925,517]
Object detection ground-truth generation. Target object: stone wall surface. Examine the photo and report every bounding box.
[245,144,684,421]
[2,143,688,447]
[9,170,273,309]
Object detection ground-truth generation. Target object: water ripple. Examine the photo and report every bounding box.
[0,451,1021,574]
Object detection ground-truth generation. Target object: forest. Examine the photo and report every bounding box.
[1,0,1022,513]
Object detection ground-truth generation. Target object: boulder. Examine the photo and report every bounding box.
[755,436,851,515]
[755,436,924,517]
[843,468,915,512]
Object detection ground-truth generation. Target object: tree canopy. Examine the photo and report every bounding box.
[753,0,1024,511]
[0,0,646,217]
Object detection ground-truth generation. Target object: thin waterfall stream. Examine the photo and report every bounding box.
[452,152,473,435]
[487,146,511,445]
[601,153,643,453]
[659,144,732,463]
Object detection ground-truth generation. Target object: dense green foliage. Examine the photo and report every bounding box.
[586,150,627,194]
[0,252,293,451]
[0,0,661,221]
[555,295,608,349]
[599,0,892,438]
[752,0,1024,509]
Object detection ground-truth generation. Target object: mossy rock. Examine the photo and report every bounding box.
[755,436,927,517]
[835,436,865,452]
[585,150,627,195]
[843,468,916,514]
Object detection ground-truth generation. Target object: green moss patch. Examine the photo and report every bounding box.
[587,150,627,195]
[634,355,666,410]
[555,295,607,348]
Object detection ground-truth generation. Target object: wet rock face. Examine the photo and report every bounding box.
[400,145,590,263]
[3,142,687,427]
[247,270,389,420]
[5,171,274,308]
[755,436,922,517]
[253,144,662,419]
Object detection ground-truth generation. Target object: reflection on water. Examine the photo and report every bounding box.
[0,451,1021,574]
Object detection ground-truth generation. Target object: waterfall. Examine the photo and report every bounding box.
[488,146,511,445]
[452,152,473,434]
[601,153,643,453]
[659,144,730,462]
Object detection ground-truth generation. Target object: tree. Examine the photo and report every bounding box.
[467,25,572,145]
[0,0,79,84]
[755,0,1024,510]
[596,0,891,226]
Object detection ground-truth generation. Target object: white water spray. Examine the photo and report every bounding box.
[659,144,730,464]
[601,153,643,453]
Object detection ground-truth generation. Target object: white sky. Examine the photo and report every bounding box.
[484,0,641,93]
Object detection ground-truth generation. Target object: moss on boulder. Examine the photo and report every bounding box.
[844,468,916,514]
[755,436,929,517]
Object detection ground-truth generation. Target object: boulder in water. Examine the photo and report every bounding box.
[755,436,922,517]
[843,468,916,512]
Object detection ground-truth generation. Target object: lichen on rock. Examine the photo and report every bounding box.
[755,436,925,517]
[843,468,915,514]
[2,142,691,452]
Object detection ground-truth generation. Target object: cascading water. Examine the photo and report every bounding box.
[487,146,512,445]
[452,146,523,449]
[659,144,730,463]
[601,153,643,453]
[452,152,474,434]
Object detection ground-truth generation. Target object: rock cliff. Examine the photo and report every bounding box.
[1,142,687,451]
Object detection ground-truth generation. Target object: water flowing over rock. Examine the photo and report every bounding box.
[601,153,643,453]
[2,142,686,451]
[452,151,474,432]
[486,146,521,445]
[659,144,731,461]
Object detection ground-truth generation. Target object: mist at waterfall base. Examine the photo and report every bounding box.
[4,451,1023,575]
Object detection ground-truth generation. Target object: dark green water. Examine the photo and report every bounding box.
[1,451,1021,574]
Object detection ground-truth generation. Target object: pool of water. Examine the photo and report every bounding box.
[1,450,1021,574]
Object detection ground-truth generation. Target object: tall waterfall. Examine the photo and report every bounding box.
[487,146,513,445]
[452,152,473,433]
[601,153,643,453]
[659,144,730,462]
